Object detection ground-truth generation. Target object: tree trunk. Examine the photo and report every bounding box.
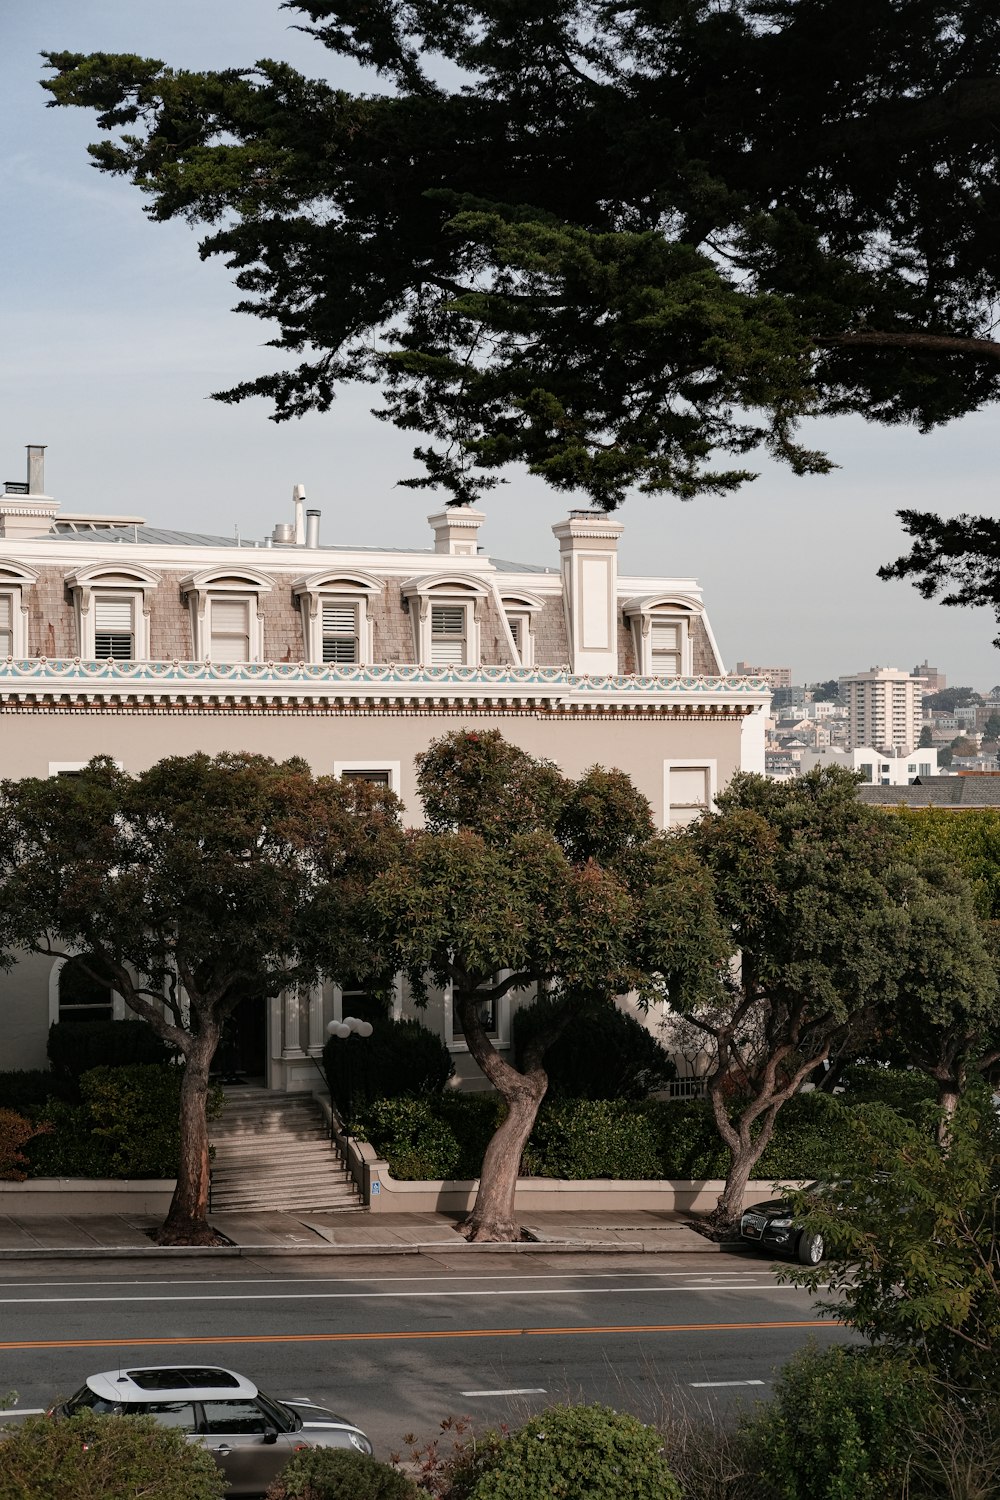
[462,1072,548,1242]
[713,1119,777,1229]
[936,1079,961,1150]
[157,1028,223,1246]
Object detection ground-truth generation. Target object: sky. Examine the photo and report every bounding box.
[3,0,999,688]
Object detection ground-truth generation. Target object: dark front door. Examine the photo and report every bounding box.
[217,995,266,1082]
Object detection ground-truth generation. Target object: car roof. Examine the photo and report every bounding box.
[86,1366,258,1404]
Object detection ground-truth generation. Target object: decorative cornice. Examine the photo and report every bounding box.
[0,658,772,714]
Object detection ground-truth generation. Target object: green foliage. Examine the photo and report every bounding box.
[48,1019,174,1078]
[923,687,981,714]
[26,1064,223,1179]
[522,1099,662,1180]
[265,1446,417,1500]
[433,1091,507,1179]
[893,806,1000,920]
[450,1404,681,1500]
[838,1063,935,1118]
[0,1109,49,1182]
[0,1411,225,1500]
[782,1100,1000,1387]
[740,1345,931,1500]
[354,1097,462,1181]
[416,730,565,842]
[513,998,675,1101]
[323,1017,453,1118]
[0,1070,75,1114]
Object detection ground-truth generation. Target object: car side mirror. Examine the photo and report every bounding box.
[262,1427,278,1445]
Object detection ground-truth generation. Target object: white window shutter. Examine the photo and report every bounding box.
[94,598,133,631]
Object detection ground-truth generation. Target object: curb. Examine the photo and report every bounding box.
[0,1237,721,1261]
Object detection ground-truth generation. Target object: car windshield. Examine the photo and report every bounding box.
[259,1391,302,1431]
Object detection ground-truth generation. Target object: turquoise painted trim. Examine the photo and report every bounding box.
[0,659,771,696]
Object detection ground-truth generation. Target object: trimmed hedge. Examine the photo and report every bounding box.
[0,1069,76,1115]
[48,1020,175,1078]
[357,1088,865,1182]
[0,1412,225,1500]
[265,1447,418,1499]
[513,997,676,1100]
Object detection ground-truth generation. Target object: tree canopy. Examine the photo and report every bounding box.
[41,2,1000,508]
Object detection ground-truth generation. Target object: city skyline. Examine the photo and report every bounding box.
[3,0,999,686]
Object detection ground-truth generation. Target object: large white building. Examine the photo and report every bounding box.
[799,745,940,785]
[839,666,923,756]
[0,445,771,1091]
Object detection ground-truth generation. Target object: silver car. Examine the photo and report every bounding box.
[54,1364,373,1496]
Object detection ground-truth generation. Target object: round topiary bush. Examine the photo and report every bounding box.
[265,1446,418,1500]
[0,1412,225,1500]
[513,997,675,1101]
[451,1404,681,1500]
[323,1016,453,1119]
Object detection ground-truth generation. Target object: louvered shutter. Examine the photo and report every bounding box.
[506,615,522,651]
[210,599,250,662]
[94,596,134,660]
[430,605,466,664]
[321,600,358,663]
[650,618,681,675]
[0,594,11,657]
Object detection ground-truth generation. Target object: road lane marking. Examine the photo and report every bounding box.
[0,1319,838,1352]
[460,1388,547,1396]
[0,1269,782,1290]
[689,1380,766,1388]
[0,1284,807,1306]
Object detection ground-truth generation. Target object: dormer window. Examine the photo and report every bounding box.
[401,572,492,668]
[209,598,251,662]
[499,591,544,668]
[650,619,682,676]
[623,593,702,678]
[94,596,135,660]
[0,594,12,657]
[65,564,159,662]
[0,560,39,658]
[292,570,381,665]
[430,605,466,664]
[181,568,274,663]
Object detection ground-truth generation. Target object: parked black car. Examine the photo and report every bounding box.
[739,1186,825,1264]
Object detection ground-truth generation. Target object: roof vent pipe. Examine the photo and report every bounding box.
[306,508,321,548]
[293,483,306,545]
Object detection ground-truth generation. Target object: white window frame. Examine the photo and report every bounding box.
[662,759,717,829]
[292,571,382,665]
[65,566,159,662]
[92,592,138,661]
[429,602,470,665]
[332,976,403,1026]
[181,568,274,663]
[498,591,544,668]
[0,563,36,659]
[48,953,126,1026]
[623,594,702,677]
[401,573,490,668]
[334,760,401,793]
[207,595,254,663]
[442,979,511,1054]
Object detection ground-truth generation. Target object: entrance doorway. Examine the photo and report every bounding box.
[216,995,267,1083]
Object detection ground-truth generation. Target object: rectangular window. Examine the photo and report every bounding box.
[451,995,498,1041]
[321,600,359,664]
[506,614,522,652]
[650,619,681,675]
[209,598,250,662]
[340,769,391,787]
[94,596,134,660]
[667,765,710,826]
[431,605,466,665]
[0,593,12,657]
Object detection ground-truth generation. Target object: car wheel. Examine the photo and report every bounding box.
[797,1230,824,1266]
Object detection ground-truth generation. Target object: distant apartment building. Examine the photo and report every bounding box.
[736,661,792,691]
[839,666,923,756]
[912,660,946,694]
[799,745,940,785]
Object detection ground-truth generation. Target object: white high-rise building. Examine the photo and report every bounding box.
[839,666,923,755]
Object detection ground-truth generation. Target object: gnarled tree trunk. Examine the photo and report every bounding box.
[158,1024,223,1246]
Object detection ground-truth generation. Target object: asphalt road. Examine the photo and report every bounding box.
[0,1250,853,1456]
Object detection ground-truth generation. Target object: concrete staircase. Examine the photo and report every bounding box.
[209,1087,363,1214]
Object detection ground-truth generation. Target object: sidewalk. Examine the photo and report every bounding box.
[0,1208,722,1259]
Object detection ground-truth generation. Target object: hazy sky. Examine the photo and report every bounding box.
[4,1,999,686]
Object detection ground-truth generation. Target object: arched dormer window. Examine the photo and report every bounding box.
[401,572,491,667]
[180,567,274,663]
[622,593,701,677]
[65,563,160,662]
[292,570,382,665]
[498,590,544,668]
[0,560,38,659]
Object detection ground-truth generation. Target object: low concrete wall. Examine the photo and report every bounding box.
[0,1179,176,1215]
[347,1138,799,1214]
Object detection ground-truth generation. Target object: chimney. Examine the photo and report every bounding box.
[293,483,306,545]
[552,510,625,675]
[27,445,46,495]
[306,508,321,548]
[428,507,486,556]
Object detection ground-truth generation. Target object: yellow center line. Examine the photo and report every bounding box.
[0,1319,836,1352]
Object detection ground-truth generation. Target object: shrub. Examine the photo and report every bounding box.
[0,1070,76,1115]
[266,1447,418,1500]
[739,1345,930,1500]
[48,1019,174,1078]
[0,1411,225,1500]
[752,1092,860,1181]
[522,1099,662,1180]
[448,1404,681,1500]
[513,998,675,1101]
[645,1101,730,1179]
[355,1097,462,1180]
[837,1063,935,1119]
[434,1092,506,1178]
[0,1109,49,1182]
[324,1017,453,1118]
